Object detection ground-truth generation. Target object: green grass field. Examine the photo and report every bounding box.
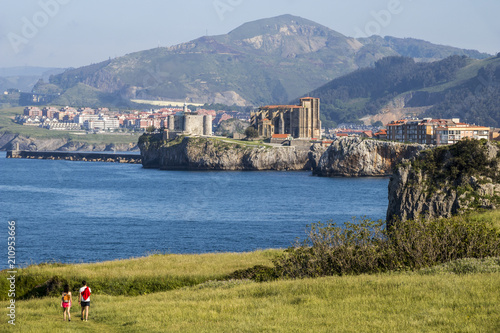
[1,256,499,332]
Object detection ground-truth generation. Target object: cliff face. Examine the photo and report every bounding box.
[387,140,500,225]
[139,136,311,171]
[314,137,427,177]
[0,133,139,152]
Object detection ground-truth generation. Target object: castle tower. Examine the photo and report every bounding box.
[203,115,213,136]
[183,114,192,134]
[168,115,175,130]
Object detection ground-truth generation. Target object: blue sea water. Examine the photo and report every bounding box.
[0,152,389,269]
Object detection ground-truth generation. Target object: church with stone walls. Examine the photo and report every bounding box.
[250,97,321,139]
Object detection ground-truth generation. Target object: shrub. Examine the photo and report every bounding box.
[388,215,500,269]
[273,214,500,279]
[226,265,278,282]
[244,126,259,138]
[273,218,390,278]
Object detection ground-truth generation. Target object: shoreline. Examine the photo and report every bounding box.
[6,149,142,164]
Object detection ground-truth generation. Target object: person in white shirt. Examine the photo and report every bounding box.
[78,280,91,321]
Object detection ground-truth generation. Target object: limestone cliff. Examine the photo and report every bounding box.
[0,132,139,152]
[308,143,328,171]
[139,135,311,171]
[387,140,500,225]
[314,137,427,177]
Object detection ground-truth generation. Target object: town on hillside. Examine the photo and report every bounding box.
[17,104,248,133]
[15,97,500,146]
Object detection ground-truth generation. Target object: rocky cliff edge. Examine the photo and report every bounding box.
[139,135,321,171]
[314,137,428,177]
[387,140,500,226]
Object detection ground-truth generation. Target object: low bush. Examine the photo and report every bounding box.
[225,265,278,282]
[0,273,208,300]
[273,214,500,279]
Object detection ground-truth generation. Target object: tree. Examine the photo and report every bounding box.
[146,125,156,133]
[244,126,259,138]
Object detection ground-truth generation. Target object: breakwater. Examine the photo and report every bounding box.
[6,150,141,164]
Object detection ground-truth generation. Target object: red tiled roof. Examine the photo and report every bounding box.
[271,134,290,139]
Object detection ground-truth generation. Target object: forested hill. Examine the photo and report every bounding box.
[303,55,500,127]
[418,57,500,127]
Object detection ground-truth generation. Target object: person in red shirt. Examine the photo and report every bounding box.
[78,280,91,321]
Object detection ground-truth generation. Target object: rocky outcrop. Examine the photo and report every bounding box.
[314,137,427,177]
[308,143,328,171]
[0,133,139,152]
[214,119,250,136]
[139,135,312,171]
[387,140,500,225]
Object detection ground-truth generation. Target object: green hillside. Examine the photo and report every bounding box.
[42,14,490,108]
[305,54,500,127]
[412,56,500,126]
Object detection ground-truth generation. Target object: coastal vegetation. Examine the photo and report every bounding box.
[1,210,499,332]
[274,213,500,279]
[1,267,499,332]
[410,139,500,186]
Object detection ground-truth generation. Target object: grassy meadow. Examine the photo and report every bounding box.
[1,251,500,331]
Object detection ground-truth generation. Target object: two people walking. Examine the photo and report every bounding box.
[61,280,91,322]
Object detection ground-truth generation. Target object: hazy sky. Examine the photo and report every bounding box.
[1,0,499,68]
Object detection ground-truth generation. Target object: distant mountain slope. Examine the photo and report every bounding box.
[359,36,490,61]
[45,14,491,107]
[303,54,500,127]
[0,67,65,92]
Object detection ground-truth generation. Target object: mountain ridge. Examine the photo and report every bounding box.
[41,14,491,108]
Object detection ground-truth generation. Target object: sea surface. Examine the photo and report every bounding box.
[0,152,389,269]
